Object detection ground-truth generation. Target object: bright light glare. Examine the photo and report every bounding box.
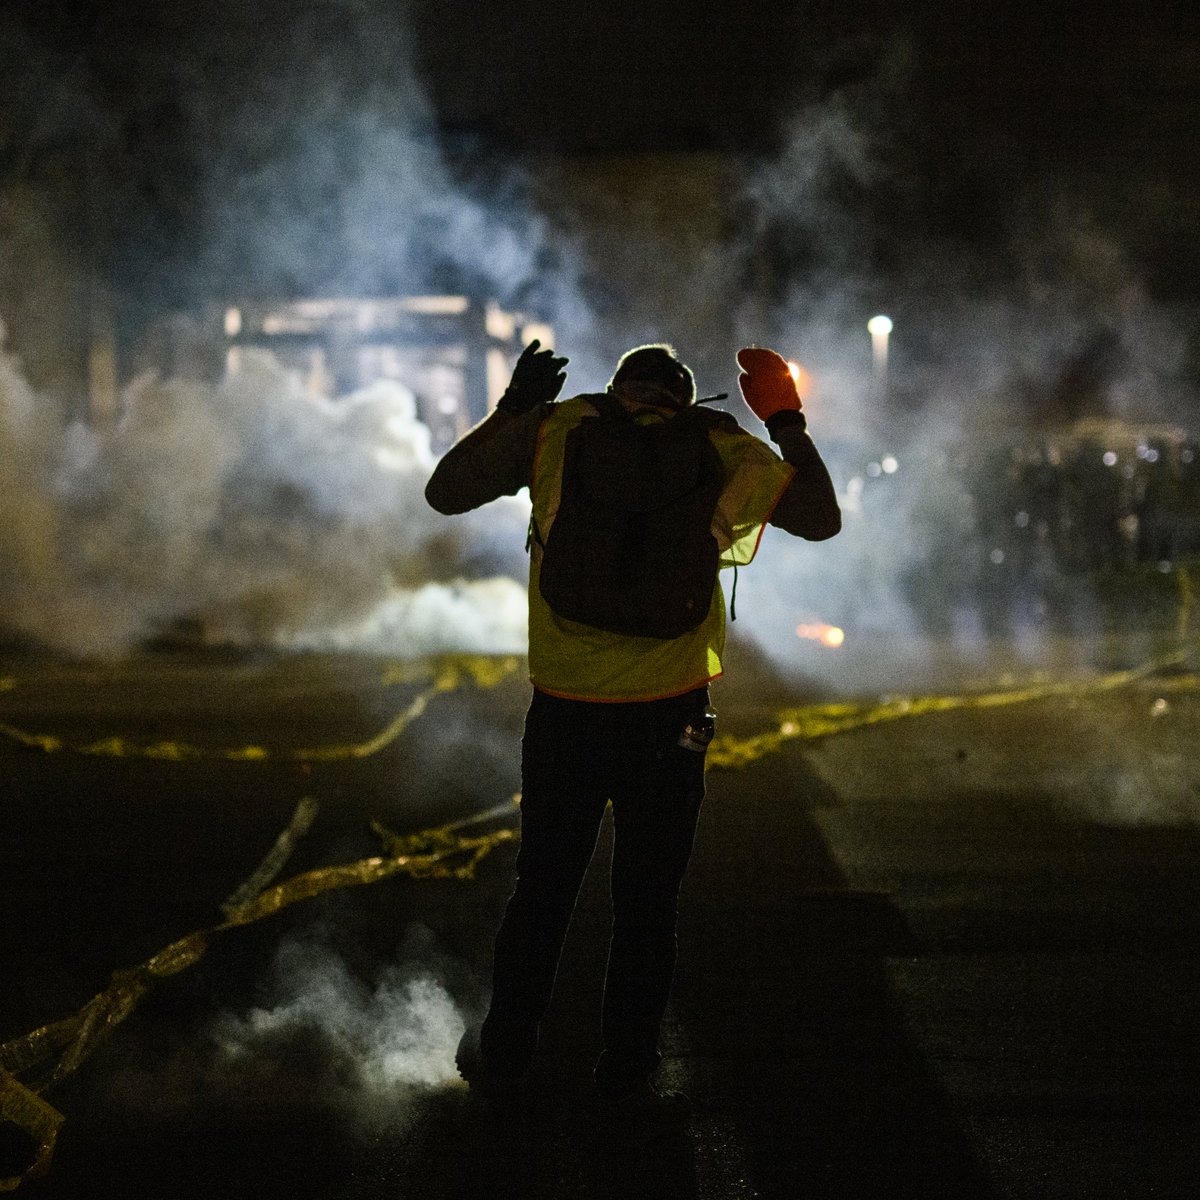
[867,314,893,336]
[786,361,813,400]
[796,623,845,648]
[881,455,898,474]
[400,295,469,314]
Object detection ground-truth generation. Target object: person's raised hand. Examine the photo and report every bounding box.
[496,339,569,414]
[735,347,802,423]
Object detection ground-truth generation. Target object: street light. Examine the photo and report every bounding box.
[867,314,892,389]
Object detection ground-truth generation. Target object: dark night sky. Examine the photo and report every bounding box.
[9,2,1200,223]
[11,0,1199,158]
[402,0,1199,162]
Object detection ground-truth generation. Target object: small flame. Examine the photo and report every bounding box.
[796,623,845,648]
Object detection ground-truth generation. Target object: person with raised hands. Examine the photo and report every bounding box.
[426,339,840,1142]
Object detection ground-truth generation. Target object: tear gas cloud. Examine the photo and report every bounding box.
[0,12,1195,684]
[102,927,466,1135]
[0,343,528,658]
[1069,751,1198,827]
[0,0,563,661]
[725,45,1198,692]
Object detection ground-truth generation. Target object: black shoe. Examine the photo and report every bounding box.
[456,1026,527,1113]
[592,1078,691,1145]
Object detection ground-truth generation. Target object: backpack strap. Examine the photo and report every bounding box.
[525,512,543,554]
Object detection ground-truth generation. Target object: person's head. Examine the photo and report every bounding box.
[609,344,696,409]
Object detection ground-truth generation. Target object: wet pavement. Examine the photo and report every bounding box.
[1,643,1197,1198]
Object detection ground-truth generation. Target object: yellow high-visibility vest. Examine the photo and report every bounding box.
[527,396,795,701]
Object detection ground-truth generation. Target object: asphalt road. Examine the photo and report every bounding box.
[1,642,1197,1198]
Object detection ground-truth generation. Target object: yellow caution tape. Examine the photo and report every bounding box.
[220,796,321,921]
[0,1068,62,1192]
[0,725,63,754]
[292,687,437,763]
[294,657,520,762]
[706,648,1193,772]
[0,798,519,1189]
[219,815,518,929]
[0,1020,79,1078]
[0,655,521,763]
[48,931,214,1087]
[380,655,521,691]
[1142,673,1200,693]
[1177,567,1195,642]
[0,631,1193,1186]
[370,798,522,881]
[380,661,440,687]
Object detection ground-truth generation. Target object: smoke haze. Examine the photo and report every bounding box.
[102,926,466,1136]
[0,345,529,657]
[724,39,1198,687]
[0,9,1194,679]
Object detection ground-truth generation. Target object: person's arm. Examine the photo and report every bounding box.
[424,404,546,514]
[764,411,842,540]
[425,339,568,515]
[735,346,841,541]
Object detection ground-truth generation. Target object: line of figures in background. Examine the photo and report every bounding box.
[835,422,1200,638]
[976,430,1200,574]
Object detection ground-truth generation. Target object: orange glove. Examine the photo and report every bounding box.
[736,347,802,423]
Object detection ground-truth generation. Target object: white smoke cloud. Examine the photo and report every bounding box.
[0,0,576,663]
[721,41,1199,690]
[209,935,465,1126]
[3,8,1196,689]
[1087,755,1198,826]
[182,2,560,314]
[102,929,467,1135]
[280,578,528,657]
[0,345,530,658]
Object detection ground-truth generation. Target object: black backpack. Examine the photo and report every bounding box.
[536,393,730,639]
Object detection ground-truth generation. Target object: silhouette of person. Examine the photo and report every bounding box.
[425,340,840,1136]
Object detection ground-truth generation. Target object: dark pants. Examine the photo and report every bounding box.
[480,686,708,1090]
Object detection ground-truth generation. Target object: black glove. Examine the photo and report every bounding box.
[496,339,569,414]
